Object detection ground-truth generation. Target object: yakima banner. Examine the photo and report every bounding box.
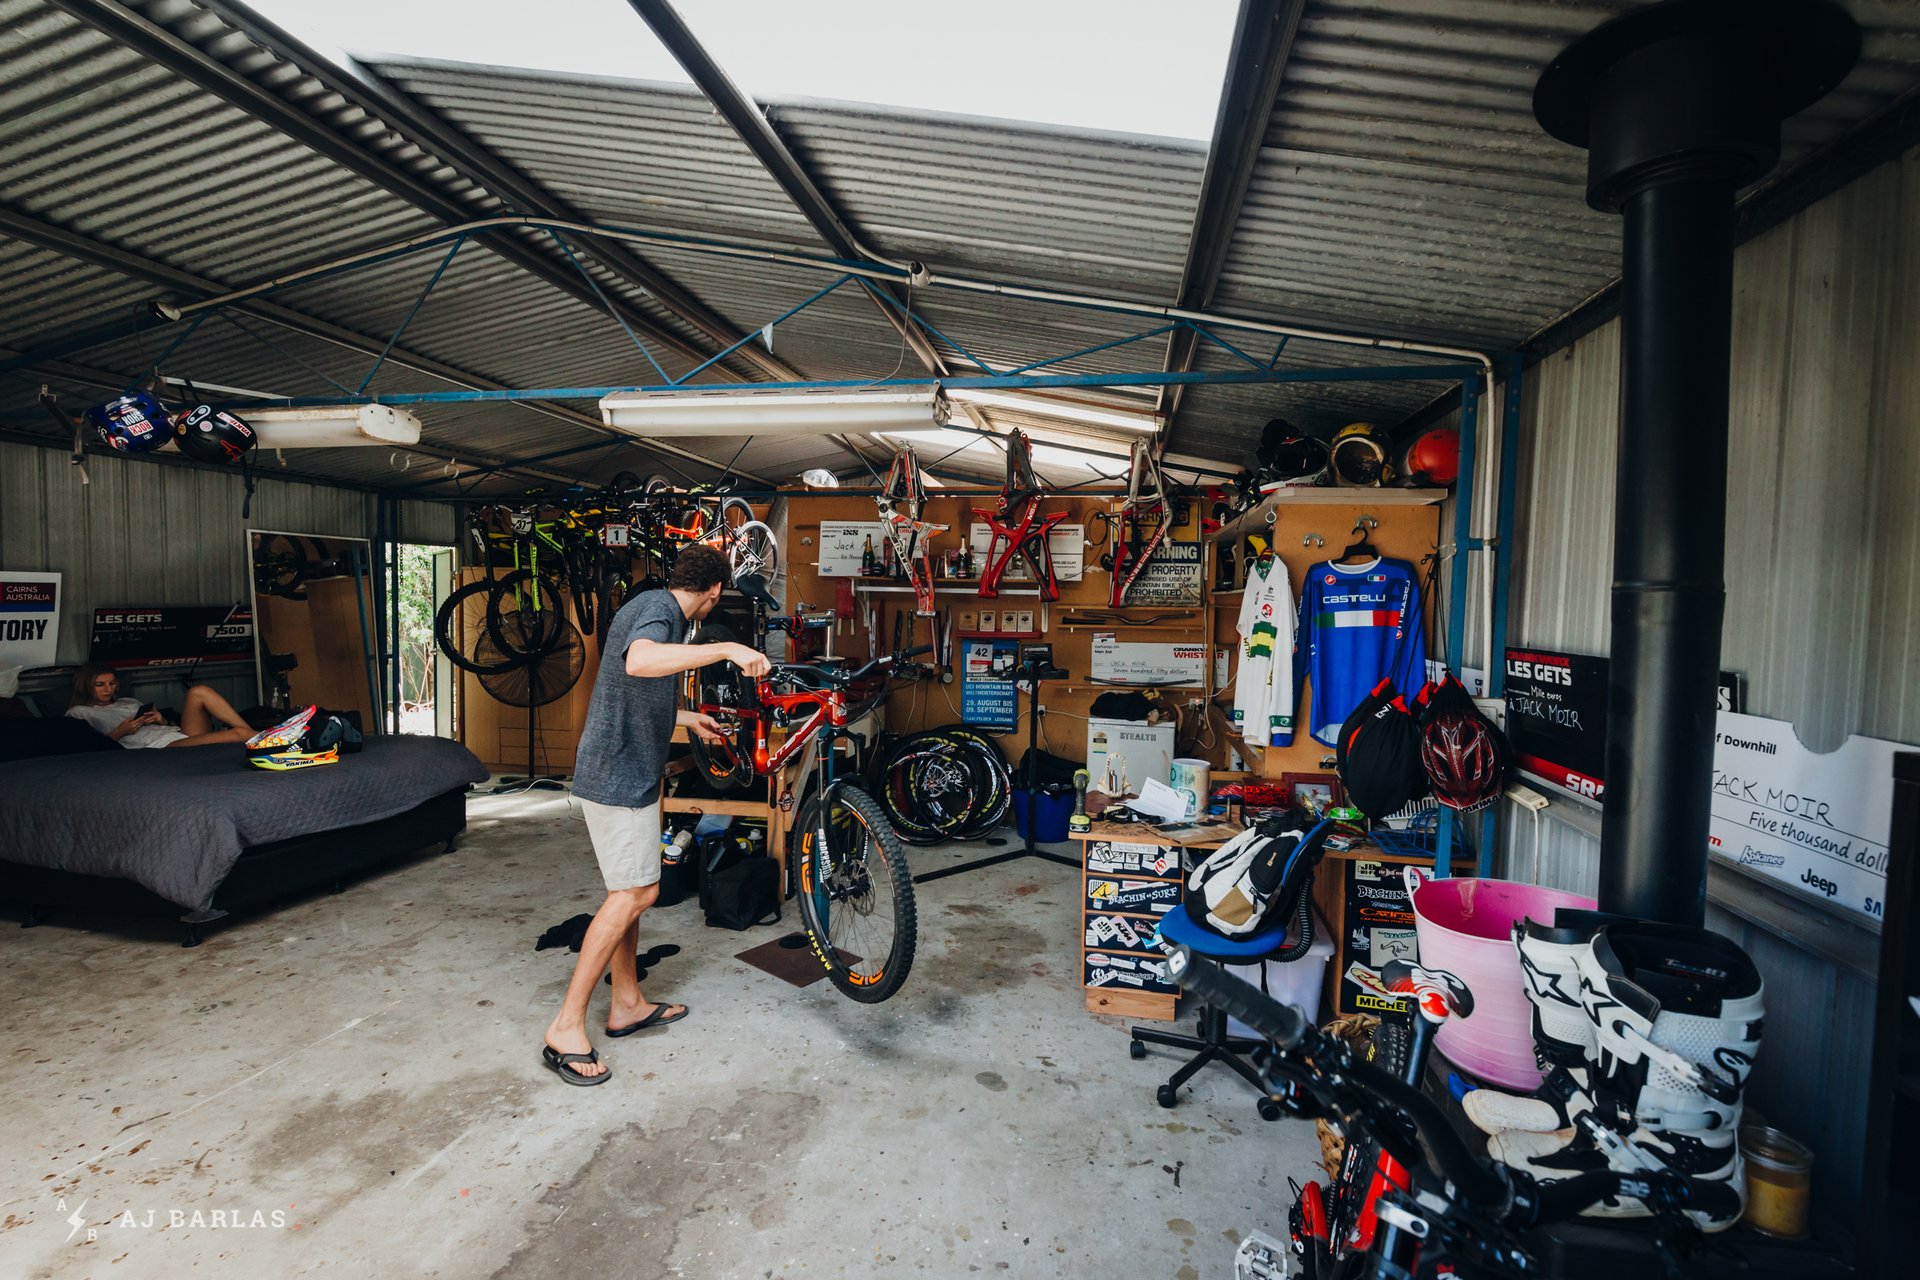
[0,572,61,670]
[1709,712,1901,922]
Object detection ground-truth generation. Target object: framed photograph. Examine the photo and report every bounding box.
[1280,772,1343,817]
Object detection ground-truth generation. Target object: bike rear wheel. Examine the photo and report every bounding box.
[795,783,916,1002]
[687,619,757,791]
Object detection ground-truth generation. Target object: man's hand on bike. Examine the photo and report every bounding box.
[724,643,771,677]
[678,710,728,744]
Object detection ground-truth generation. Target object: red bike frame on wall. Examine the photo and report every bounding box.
[974,428,1065,601]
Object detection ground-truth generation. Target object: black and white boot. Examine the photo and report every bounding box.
[1512,921,1765,1232]
[1463,914,1599,1162]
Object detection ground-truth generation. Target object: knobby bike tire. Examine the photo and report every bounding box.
[566,542,597,639]
[435,579,528,675]
[795,783,917,1003]
[1321,1016,1415,1280]
[484,569,566,660]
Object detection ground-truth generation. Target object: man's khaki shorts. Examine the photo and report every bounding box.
[578,797,664,891]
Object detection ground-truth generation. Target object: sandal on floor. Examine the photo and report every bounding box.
[542,1043,610,1086]
[607,1003,688,1037]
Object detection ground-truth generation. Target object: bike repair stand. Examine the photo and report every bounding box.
[915,647,1079,884]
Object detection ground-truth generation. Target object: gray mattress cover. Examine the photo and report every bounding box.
[0,735,488,910]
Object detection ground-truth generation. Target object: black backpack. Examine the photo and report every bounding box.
[697,832,781,930]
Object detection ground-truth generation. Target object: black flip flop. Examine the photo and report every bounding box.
[542,1043,610,1086]
[607,1002,689,1037]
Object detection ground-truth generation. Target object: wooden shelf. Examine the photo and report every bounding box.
[851,582,1047,597]
[1209,486,1447,545]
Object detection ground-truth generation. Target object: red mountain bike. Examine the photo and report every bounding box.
[974,428,1065,601]
[689,612,924,1002]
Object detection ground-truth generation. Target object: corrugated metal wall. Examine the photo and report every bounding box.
[0,440,455,672]
[1491,143,1920,1224]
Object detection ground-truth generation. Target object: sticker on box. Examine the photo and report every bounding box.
[1369,928,1419,967]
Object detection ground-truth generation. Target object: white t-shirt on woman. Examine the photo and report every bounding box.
[68,697,187,749]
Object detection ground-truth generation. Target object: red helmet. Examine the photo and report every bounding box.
[1419,709,1505,811]
[1402,427,1460,487]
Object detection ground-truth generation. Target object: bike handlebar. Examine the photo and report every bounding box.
[766,645,934,688]
[1505,1169,1742,1230]
[1170,949,1741,1237]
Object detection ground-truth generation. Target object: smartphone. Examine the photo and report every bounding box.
[137,702,155,715]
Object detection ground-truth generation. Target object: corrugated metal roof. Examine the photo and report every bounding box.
[1212,0,1920,356]
[3,0,1918,491]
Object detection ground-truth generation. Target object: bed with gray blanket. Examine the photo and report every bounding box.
[0,735,488,942]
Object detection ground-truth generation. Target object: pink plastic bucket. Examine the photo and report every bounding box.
[1405,868,1597,1091]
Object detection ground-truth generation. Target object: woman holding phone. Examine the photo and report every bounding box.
[66,664,254,748]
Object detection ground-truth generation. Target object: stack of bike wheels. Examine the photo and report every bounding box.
[869,727,1012,845]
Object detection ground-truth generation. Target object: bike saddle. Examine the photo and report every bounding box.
[1382,960,1476,1021]
[733,571,780,611]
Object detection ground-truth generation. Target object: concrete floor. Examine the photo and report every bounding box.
[0,787,1321,1279]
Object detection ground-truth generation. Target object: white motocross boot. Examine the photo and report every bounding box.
[1513,921,1765,1232]
[1464,914,1600,1164]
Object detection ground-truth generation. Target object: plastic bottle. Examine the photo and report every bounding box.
[662,829,694,865]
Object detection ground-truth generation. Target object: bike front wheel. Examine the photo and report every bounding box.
[795,783,917,1003]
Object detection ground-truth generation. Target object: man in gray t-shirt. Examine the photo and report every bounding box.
[543,544,769,1086]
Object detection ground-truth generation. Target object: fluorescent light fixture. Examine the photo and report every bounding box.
[945,389,1160,433]
[243,404,421,448]
[599,385,947,436]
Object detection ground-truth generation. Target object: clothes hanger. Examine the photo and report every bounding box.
[1335,515,1380,564]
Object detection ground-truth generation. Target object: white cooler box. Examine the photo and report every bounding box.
[1086,717,1175,792]
[1224,910,1334,1036]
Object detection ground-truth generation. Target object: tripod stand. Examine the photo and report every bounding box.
[915,648,1079,884]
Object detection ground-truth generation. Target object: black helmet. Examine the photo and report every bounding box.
[171,404,258,464]
[1254,419,1329,492]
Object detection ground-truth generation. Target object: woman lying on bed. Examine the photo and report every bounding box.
[66,664,255,749]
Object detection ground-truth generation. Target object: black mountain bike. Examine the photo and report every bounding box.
[1168,950,1741,1280]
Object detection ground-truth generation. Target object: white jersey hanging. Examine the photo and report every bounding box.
[1231,556,1296,748]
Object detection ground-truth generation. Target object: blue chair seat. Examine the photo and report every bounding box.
[1155,906,1293,961]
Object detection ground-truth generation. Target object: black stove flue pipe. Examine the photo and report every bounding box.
[1533,1,1857,924]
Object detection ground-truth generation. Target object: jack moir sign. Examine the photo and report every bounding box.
[1708,711,1901,923]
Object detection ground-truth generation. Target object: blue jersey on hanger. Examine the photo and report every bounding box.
[1293,557,1427,745]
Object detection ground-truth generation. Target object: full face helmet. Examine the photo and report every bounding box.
[1329,421,1394,487]
[245,705,340,771]
[171,404,258,464]
[86,392,173,454]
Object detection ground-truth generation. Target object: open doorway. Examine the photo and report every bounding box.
[389,544,455,737]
